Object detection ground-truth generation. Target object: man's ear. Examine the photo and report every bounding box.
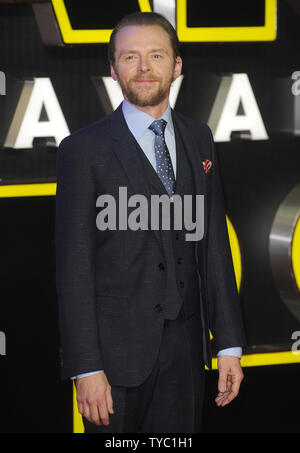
[173,56,182,80]
[110,63,118,81]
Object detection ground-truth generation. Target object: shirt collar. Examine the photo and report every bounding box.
[122,99,174,141]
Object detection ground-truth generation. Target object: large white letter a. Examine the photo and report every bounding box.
[208,73,268,142]
[5,77,70,149]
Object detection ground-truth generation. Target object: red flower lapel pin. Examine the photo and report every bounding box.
[202,159,212,174]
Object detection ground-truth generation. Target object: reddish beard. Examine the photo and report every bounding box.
[117,74,174,107]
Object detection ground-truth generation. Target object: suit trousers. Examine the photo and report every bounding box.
[83,307,205,433]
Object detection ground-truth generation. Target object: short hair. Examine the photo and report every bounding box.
[108,12,180,66]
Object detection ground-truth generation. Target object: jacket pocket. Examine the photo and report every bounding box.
[96,294,128,317]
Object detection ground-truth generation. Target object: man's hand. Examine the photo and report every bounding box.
[215,356,244,407]
[76,372,114,426]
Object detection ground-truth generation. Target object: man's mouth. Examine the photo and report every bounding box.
[134,79,158,83]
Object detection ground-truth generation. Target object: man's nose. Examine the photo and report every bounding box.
[138,56,150,72]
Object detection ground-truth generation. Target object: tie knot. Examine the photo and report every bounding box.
[149,119,167,137]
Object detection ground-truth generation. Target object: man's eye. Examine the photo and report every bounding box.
[153,54,162,59]
[124,55,135,61]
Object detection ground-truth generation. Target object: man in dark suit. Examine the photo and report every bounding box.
[55,12,246,433]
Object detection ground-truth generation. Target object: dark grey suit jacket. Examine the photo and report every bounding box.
[55,104,246,385]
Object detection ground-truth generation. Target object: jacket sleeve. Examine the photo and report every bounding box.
[205,126,246,352]
[55,136,104,380]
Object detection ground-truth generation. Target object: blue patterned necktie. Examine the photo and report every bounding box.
[149,119,176,197]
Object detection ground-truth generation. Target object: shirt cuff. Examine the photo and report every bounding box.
[71,370,104,380]
[217,347,242,359]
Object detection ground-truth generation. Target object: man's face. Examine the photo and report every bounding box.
[110,24,182,108]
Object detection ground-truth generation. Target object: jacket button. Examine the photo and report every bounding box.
[179,281,184,288]
[175,233,180,240]
[154,304,163,312]
[158,263,165,270]
[177,257,182,264]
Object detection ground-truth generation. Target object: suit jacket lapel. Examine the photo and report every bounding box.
[171,109,207,200]
[171,110,208,258]
[109,104,166,257]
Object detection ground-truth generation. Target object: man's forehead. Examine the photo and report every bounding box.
[115,24,171,47]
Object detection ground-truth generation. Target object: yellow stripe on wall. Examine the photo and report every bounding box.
[292,216,300,291]
[0,183,57,198]
[51,0,152,44]
[211,350,300,369]
[177,0,277,42]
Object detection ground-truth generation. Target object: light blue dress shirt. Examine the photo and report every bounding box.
[75,100,241,379]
